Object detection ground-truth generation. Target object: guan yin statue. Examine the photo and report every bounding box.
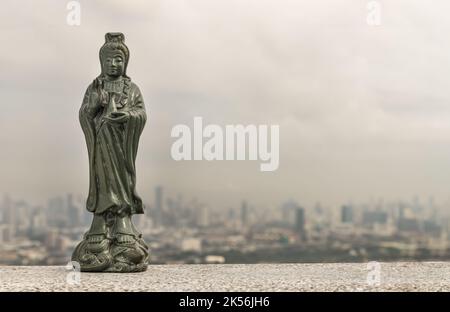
[72,33,149,272]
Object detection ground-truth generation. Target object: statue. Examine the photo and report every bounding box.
[72,33,149,272]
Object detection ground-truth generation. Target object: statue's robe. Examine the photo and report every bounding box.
[79,80,146,215]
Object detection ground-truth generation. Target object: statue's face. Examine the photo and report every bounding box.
[102,51,125,79]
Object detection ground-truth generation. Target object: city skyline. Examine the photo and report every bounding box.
[1,185,450,265]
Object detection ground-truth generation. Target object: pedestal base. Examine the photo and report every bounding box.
[72,236,149,273]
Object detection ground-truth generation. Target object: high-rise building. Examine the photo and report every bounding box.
[0,224,14,243]
[363,210,388,226]
[241,201,249,227]
[67,193,80,228]
[47,196,66,227]
[197,205,209,227]
[295,207,306,240]
[397,218,420,232]
[2,194,14,225]
[1,195,18,239]
[281,200,298,226]
[14,200,31,231]
[341,205,353,223]
[30,207,47,236]
[151,185,165,227]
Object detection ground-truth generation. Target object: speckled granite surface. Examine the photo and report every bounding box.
[0,262,449,292]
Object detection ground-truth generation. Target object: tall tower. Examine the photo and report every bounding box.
[241,200,249,228]
[295,207,306,241]
[67,193,80,228]
[341,205,353,223]
[2,194,13,225]
[1,195,14,242]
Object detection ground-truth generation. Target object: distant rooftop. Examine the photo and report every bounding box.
[1,262,449,291]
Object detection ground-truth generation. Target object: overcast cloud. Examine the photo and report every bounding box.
[2,0,450,210]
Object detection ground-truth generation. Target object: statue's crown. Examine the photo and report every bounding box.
[105,32,125,44]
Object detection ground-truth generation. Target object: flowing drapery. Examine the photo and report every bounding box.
[79,81,146,215]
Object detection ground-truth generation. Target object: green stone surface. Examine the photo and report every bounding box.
[71,33,148,272]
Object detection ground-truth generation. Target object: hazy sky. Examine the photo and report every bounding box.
[2,0,450,210]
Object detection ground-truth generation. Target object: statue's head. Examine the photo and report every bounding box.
[99,33,129,79]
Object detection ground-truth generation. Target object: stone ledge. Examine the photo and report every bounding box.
[1,262,449,292]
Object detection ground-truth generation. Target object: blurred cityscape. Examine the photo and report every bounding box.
[1,187,450,265]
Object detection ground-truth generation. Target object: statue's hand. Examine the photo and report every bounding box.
[88,79,105,112]
[104,111,129,123]
[88,92,100,108]
[87,91,103,117]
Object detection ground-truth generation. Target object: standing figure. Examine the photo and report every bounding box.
[72,33,149,272]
